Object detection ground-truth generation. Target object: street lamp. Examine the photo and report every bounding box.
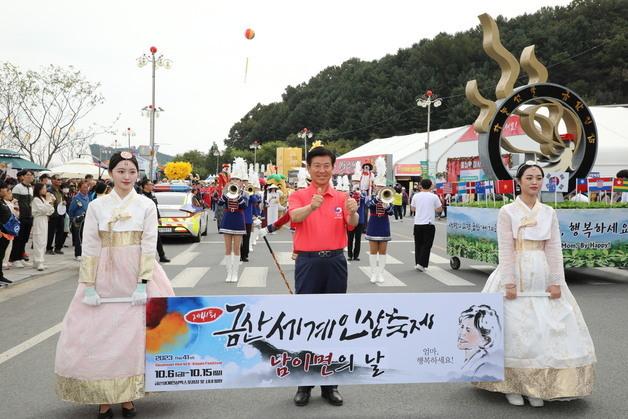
[249,140,261,165]
[212,149,222,174]
[137,46,172,180]
[122,127,136,150]
[297,128,313,160]
[416,90,442,178]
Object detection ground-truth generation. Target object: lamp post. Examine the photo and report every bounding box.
[416,90,442,178]
[249,140,261,165]
[123,127,136,150]
[137,46,172,180]
[297,128,313,160]
[212,149,222,174]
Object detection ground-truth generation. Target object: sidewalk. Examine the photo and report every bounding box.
[2,247,80,288]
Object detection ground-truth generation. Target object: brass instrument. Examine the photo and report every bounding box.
[246,185,255,194]
[377,187,394,204]
[225,182,241,199]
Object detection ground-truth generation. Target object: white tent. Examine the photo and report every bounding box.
[338,105,628,178]
[49,158,110,179]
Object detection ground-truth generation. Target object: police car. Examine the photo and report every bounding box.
[154,183,209,242]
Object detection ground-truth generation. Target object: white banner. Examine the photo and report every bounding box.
[145,293,504,391]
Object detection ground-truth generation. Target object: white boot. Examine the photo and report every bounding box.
[230,254,240,283]
[505,393,524,406]
[527,397,544,407]
[369,254,377,283]
[224,255,232,282]
[377,256,386,283]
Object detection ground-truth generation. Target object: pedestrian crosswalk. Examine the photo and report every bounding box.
[166,250,493,290]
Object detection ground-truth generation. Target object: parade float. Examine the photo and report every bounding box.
[446,13,628,270]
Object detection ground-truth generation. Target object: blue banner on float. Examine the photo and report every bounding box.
[145,293,504,391]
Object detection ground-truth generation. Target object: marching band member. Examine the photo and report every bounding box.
[365,157,393,284]
[54,152,175,418]
[360,160,374,194]
[240,166,261,261]
[218,158,248,282]
[475,162,596,407]
[347,164,366,261]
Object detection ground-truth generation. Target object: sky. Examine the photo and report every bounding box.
[1,0,573,157]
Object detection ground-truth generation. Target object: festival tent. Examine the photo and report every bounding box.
[49,158,110,179]
[337,105,627,178]
[0,149,47,171]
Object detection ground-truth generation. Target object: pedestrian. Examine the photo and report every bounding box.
[218,158,248,282]
[347,184,366,261]
[46,174,66,255]
[475,161,596,406]
[401,186,408,217]
[265,184,283,227]
[31,183,55,271]
[288,145,359,407]
[93,181,108,198]
[0,182,15,285]
[68,180,91,261]
[9,170,34,268]
[392,185,403,221]
[411,179,443,271]
[2,188,18,270]
[54,151,175,418]
[439,192,448,218]
[409,185,419,217]
[139,179,170,263]
[365,159,393,283]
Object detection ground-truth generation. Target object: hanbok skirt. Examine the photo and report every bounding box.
[365,215,391,241]
[474,249,596,400]
[219,210,246,235]
[54,245,174,404]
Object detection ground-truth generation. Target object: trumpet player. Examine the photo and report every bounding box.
[365,181,393,284]
[240,176,261,261]
[218,158,249,282]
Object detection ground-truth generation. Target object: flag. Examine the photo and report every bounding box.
[588,177,613,192]
[443,182,453,194]
[458,181,476,195]
[542,172,569,192]
[475,181,486,194]
[613,177,628,192]
[576,178,588,193]
[435,182,445,194]
[495,179,514,194]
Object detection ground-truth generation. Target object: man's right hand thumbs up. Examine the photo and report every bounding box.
[311,187,324,210]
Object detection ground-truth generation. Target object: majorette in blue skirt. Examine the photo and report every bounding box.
[218,193,248,235]
[365,195,392,241]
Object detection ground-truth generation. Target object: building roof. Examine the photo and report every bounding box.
[0,149,47,170]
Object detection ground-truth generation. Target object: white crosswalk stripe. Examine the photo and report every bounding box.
[169,251,200,266]
[422,265,475,286]
[358,267,407,287]
[276,252,296,265]
[170,267,210,288]
[237,267,268,287]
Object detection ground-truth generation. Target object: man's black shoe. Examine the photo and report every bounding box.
[353,257,360,261]
[54,250,64,255]
[0,277,13,284]
[159,257,171,263]
[322,388,343,406]
[46,250,55,255]
[241,257,249,262]
[293,388,311,406]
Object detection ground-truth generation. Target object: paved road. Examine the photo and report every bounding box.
[1,217,627,418]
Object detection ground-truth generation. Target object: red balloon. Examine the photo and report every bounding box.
[244,28,255,40]
[150,46,158,54]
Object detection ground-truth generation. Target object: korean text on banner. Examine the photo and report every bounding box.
[145,293,504,391]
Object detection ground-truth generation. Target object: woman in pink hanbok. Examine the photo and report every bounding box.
[55,152,174,418]
[475,162,596,407]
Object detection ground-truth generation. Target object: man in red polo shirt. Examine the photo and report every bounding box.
[288,146,358,407]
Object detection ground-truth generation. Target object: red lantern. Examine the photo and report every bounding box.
[244,28,255,40]
[150,46,158,54]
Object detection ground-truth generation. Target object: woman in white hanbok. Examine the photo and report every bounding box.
[475,162,595,407]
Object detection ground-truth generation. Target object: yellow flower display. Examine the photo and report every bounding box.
[164,161,193,180]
